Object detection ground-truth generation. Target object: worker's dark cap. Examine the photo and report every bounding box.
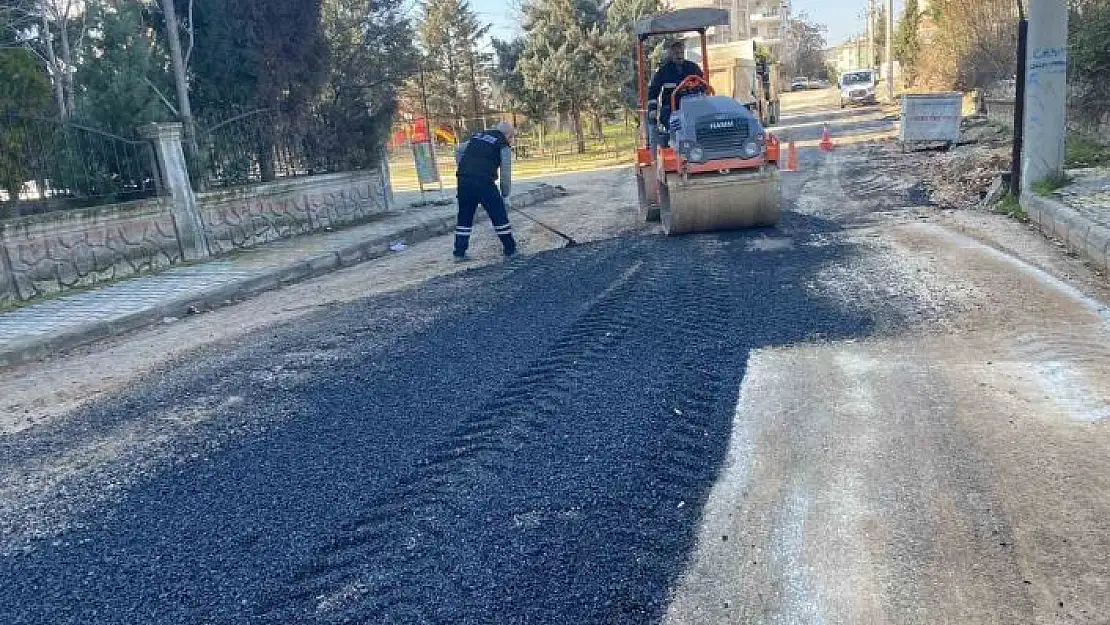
[668,40,685,50]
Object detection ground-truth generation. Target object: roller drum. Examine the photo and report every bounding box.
[660,167,782,236]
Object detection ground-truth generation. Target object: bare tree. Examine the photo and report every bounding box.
[152,0,197,156]
[30,0,88,119]
[1,0,67,116]
[916,0,1019,90]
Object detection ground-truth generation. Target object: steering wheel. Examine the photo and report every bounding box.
[670,75,714,111]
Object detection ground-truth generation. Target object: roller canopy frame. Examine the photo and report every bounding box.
[633,9,727,152]
[632,8,730,37]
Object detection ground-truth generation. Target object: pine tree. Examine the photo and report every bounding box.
[0,46,52,216]
[77,1,168,134]
[317,0,418,169]
[416,0,490,130]
[600,0,662,116]
[894,0,922,86]
[187,0,327,114]
[490,37,545,123]
[519,0,606,153]
[186,0,329,180]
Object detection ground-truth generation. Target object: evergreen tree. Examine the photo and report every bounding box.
[601,0,662,116]
[872,5,886,66]
[186,0,329,180]
[519,0,606,153]
[490,36,545,122]
[76,1,168,135]
[187,0,328,114]
[894,0,922,86]
[317,0,418,169]
[0,46,52,216]
[417,0,490,129]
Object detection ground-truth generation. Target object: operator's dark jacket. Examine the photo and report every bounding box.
[648,59,704,104]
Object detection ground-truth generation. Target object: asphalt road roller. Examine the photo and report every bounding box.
[633,8,783,236]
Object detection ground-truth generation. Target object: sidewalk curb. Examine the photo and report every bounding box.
[1021,193,1110,272]
[0,183,565,369]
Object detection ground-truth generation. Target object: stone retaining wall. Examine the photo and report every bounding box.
[984,98,1110,145]
[197,171,390,255]
[0,170,390,308]
[0,198,183,307]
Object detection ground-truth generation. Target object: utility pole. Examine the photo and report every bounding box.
[1011,2,1028,197]
[1021,0,1069,191]
[866,0,875,69]
[885,0,894,100]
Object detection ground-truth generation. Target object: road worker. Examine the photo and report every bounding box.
[453,121,518,260]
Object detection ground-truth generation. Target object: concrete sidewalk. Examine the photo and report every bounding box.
[1021,168,1110,273]
[0,183,563,368]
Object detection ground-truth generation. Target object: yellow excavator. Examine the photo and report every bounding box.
[633,8,783,235]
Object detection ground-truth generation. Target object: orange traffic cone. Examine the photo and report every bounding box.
[781,139,799,172]
[819,124,834,152]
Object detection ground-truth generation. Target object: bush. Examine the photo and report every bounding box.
[915,0,1018,91]
[1069,2,1110,134]
[1066,132,1110,168]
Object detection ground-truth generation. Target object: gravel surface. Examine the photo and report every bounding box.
[3,91,1109,624]
[0,220,870,624]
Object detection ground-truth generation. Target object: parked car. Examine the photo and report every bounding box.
[839,69,878,107]
[791,76,808,91]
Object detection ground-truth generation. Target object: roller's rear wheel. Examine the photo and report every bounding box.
[637,166,660,222]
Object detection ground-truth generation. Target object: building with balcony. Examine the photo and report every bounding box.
[827,35,872,75]
[748,0,787,54]
[665,0,790,59]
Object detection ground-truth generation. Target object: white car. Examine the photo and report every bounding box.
[839,70,878,107]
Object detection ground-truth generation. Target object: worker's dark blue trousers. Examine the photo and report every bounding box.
[454,177,516,257]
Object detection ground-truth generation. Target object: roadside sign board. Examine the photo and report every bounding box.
[410,117,441,186]
[900,92,964,149]
[412,141,440,185]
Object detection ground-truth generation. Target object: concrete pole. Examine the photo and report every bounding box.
[867,0,875,68]
[139,123,209,261]
[1021,1,1069,190]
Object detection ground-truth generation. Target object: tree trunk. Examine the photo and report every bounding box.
[571,107,586,154]
[259,140,276,182]
[160,0,198,159]
[465,48,481,121]
[40,4,66,119]
[444,43,462,127]
[57,15,76,120]
[593,113,604,141]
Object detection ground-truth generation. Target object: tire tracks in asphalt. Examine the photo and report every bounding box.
[256,252,677,623]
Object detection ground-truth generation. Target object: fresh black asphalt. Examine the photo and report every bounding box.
[0,210,875,624]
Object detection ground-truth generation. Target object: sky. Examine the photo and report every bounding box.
[462,0,907,49]
[792,0,907,46]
